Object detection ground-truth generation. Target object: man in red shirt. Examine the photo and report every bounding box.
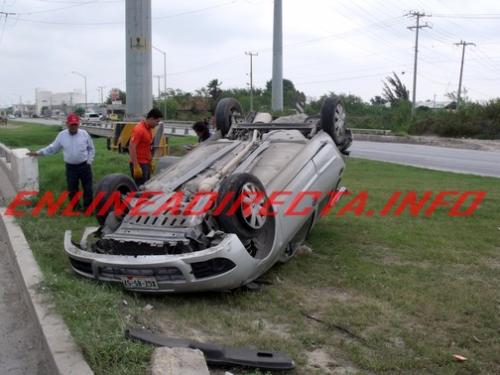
[129,108,163,185]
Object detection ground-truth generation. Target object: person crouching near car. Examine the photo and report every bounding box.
[129,108,163,186]
[27,113,95,211]
[192,120,212,142]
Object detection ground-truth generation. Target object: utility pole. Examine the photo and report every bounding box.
[271,0,283,112]
[406,11,431,116]
[245,51,258,112]
[455,40,475,110]
[97,86,105,105]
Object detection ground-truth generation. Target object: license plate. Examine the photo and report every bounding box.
[121,276,159,290]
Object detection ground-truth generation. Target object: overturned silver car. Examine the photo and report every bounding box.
[64,97,352,293]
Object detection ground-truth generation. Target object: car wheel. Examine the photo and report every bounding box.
[320,97,348,147]
[216,173,270,239]
[94,173,137,226]
[214,97,242,137]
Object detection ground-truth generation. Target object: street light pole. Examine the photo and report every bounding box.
[153,75,162,101]
[72,71,88,111]
[153,46,167,119]
[97,86,106,106]
[245,51,258,112]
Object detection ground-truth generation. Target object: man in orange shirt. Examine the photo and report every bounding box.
[129,108,163,185]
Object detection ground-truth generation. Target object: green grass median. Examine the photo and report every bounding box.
[1,123,499,374]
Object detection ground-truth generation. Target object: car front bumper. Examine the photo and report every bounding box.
[64,228,260,293]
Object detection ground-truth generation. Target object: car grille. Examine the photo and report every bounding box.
[190,258,236,279]
[99,266,185,282]
[100,239,190,256]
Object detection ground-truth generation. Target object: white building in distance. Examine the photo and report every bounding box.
[35,88,85,115]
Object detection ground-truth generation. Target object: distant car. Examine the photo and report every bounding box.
[82,112,102,122]
[64,97,352,293]
[7,114,16,119]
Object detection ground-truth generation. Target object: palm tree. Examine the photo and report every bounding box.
[382,72,409,104]
[207,79,223,113]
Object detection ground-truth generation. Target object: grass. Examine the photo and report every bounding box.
[1,123,499,374]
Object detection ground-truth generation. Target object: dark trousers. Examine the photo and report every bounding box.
[65,162,93,209]
[129,162,151,186]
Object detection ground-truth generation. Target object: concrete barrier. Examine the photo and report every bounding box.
[0,143,39,205]
[0,210,93,374]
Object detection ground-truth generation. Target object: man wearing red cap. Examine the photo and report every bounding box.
[28,112,95,211]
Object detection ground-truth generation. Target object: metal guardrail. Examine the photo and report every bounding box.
[350,128,392,135]
[80,120,392,138]
[80,120,197,138]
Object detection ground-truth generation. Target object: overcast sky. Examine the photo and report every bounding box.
[1,0,499,107]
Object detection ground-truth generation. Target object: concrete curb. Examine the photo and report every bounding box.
[0,210,93,375]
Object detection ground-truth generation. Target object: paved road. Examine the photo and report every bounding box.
[350,141,500,178]
[0,240,49,374]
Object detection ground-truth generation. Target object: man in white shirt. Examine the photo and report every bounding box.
[28,113,95,211]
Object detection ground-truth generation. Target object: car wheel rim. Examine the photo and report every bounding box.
[334,104,346,137]
[240,182,266,229]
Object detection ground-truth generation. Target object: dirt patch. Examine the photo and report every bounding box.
[0,124,21,130]
[305,348,359,374]
[362,244,432,269]
[250,319,292,340]
[369,253,432,269]
[355,134,500,152]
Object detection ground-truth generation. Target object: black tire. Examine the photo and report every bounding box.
[215,173,270,239]
[320,97,349,148]
[214,97,242,137]
[94,173,137,226]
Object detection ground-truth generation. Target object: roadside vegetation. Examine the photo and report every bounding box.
[147,75,500,139]
[1,123,499,374]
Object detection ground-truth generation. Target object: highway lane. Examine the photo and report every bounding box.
[350,141,500,178]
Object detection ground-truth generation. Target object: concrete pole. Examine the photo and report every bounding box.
[126,0,152,120]
[271,0,283,112]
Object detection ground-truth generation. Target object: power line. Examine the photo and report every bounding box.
[15,0,239,25]
[16,1,101,16]
[433,13,500,19]
[0,11,15,45]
